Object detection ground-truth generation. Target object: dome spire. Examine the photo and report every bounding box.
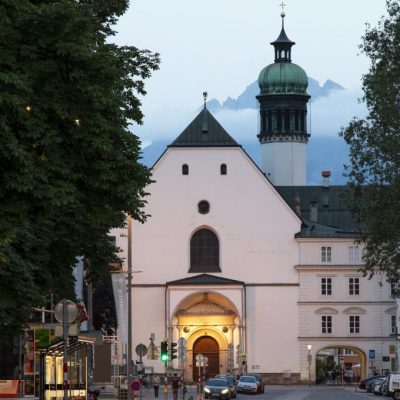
[280,1,286,23]
[271,3,295,63]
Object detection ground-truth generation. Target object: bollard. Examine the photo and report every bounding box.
[163,385,168,400]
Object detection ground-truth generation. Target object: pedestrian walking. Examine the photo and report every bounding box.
[182,381,187,400]
[172,373,180,400]
[152,374,161,397]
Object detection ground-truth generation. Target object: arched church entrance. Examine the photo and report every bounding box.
[193,336,219,382]
[170,290,242,382]
[315,345,367,384]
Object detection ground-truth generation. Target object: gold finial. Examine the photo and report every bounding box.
[280,1,286,17]
[203,91,208,109]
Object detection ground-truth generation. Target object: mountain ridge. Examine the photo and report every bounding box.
[206,77,344,112]
[141,76,349,185]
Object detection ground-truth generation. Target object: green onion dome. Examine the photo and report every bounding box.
[258,62,308,95]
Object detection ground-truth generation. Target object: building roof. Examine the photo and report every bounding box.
[276,185,361,238]
[167,273,244,286]
[258,62,308,94]
[169,108,240,148]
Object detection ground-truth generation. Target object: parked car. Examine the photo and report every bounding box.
[237,376,258,394]
[215,375,237,398]
[372,378,386,395]
[204,378,232,399]
[245,373,265,393]
[359,375,385,390]
[367,376,386,393]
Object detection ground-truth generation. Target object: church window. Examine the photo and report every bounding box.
[348,246,360,263]
[295,111,299,131]
[220,164,227,175]
[321,277,332,295]
[321,246,332,262]
[198,201,210,214]
[391,315,397,335]
[300,111,305,132]
[182,164,189,175]
[284,110,290,131]
[321,315,332,334]
[349,278,360,296]
[277,111,282,131]
[267,111,272,132]
[349,315,360,334]
[189,228,221,273]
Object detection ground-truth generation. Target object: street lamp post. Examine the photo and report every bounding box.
[307,344,312,386]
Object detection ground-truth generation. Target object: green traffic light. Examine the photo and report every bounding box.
[160,340,169,362]
[160,353,169,362]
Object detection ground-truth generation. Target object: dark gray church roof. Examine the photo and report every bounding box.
[167,274,244,286]
[169,108,240,147]
[276,185,361,238]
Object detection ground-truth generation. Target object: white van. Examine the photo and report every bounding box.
[385,374,400,398]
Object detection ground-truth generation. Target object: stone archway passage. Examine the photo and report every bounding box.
[316,345,367,382]
[193,336,219,382]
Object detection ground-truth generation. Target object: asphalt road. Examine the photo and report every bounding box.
[134,385,379,400]
[236,386,378,400]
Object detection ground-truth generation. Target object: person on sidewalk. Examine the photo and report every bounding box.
[152,374,161,397]
[172,373,180,400]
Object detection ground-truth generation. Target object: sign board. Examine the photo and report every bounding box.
[383,356,391,362]
[130,380,141,393]
[369,349,376,361]
[54,300,78,324]
[0,380,23,399]
[136,344,148,357]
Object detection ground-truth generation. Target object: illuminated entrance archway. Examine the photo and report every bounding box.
[316,345,367,383]
[170,291,242,382]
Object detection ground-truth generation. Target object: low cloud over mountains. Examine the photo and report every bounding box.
[138,77,366,185]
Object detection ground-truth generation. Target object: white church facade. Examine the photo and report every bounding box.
[110,12,397,384]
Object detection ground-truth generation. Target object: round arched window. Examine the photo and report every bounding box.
[198,200,210,214]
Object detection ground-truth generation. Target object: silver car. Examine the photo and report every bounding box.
[237,376,258,394]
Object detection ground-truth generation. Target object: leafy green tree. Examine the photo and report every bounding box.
[0,0,159,336]
[341,0,400,285]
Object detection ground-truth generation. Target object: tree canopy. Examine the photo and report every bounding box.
[0,0,159,336]
[341,0,400,285]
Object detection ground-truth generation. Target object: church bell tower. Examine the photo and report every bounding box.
[257,9,310,186]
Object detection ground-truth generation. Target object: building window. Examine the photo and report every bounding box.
[321,278,332,295]
[391,283,398,297]
[189,228,221,273]
[198,201,210,214]
[391,315,397,335]
[321,246,332,262]
[349,278,360,295]
[349,315,360,334]
[322,316,332,333]
[182,164,189,175]
[349,246,360,263]
[220,164,227,175]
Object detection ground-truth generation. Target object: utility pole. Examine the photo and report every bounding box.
[127,214,133,400]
